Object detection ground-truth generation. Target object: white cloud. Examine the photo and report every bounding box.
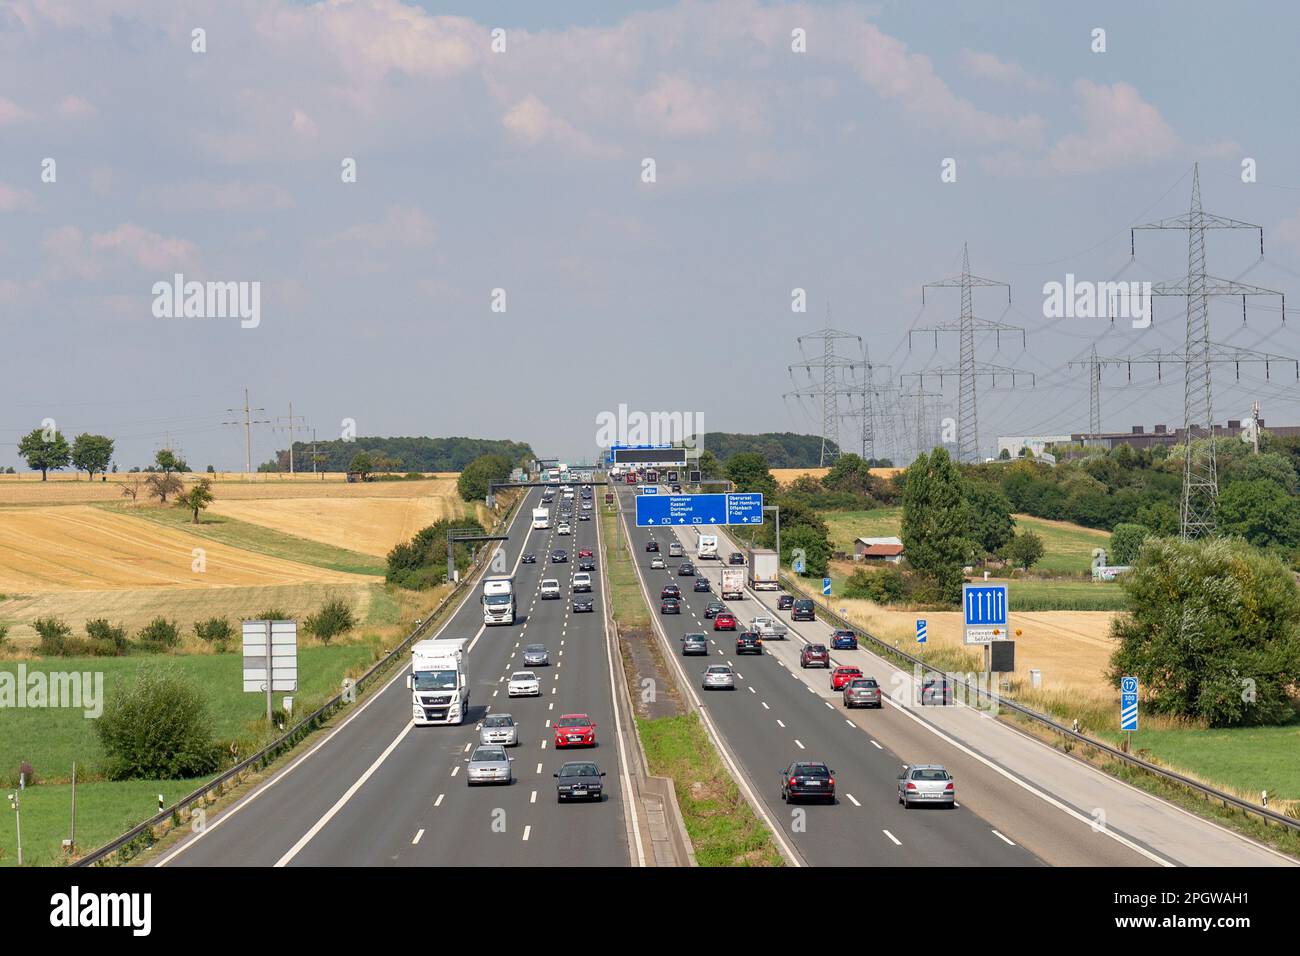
[140,180,294,213]
[1047,80,1181,175]
[326,206,435,247]
[958,49,1048,92]
[0,95,32,125]
[57,94,94,118]
[0,182,37,212]
[290,109,318,137]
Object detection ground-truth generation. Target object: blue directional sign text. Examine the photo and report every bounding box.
[634,493,765,527]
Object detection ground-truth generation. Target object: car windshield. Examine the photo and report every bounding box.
[912,768,950,781]
[707,666,731,674]
[808,645,827,653]
[560,763,598,777]
[794,599,813,609]
[484,716,513,728]
[851,679,878,688]
[542,580,558,589]
[557,716,589,727]
[526,644,545,653]
[511,672,536,682]
[795,764,830,777]
[413,669,457,691]
[474,747,506,761]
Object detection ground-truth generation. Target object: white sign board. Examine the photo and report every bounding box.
[243,620,298,692]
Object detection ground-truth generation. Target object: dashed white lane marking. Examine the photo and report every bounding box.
[992,829,1017,846]
[450,765,459,777]
[794,739,805,750]
[530,790,537,804]
[845,794,861,807]
[761,702,769,710]
[412,829,424,845]
[463,742,472,753]
[522,825,531,842]
[870,740,882,750]
[882,829,902,846]
[748,686,756,694]
[776,719,785,728]
[535,763,543,774]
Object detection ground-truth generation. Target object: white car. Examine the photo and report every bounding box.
[540,579,561,600]
[650,556,666,569]
[507,671,541,697]
[557,523,571,536]
[573,572,592,593]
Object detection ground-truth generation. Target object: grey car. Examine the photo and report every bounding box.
[480,713,519,747]
[466,744,514,786]
[554,760,606,802]
[702,664,736,690]
[898,764,955,808]
[680,633,709,656]
[844,677,883,709]
[523,643,549,667]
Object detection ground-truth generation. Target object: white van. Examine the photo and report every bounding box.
[573,572,592,593]
[540,579,561,600]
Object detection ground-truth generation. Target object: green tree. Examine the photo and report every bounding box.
[137,617,181,650]
[900,448,971,602]
[176,477,215,523]
[95,666,222,779]
[1109,523,1153,565]
[964,481,1015,557]
[457,453,512,502]
[155,448,188,474]
[17,427,71,480]
[1108,537,1300,726]
[725,452,777,496]
[822,453,875,495]
[348,451,374,479]
[1240,452,1298,493]
[1003,530,1045,571]
[70,433,115,480]
[783,523,831,576]
[1218,479,1300,550]
[305,598,356,643]
[144,472,184,504]
[696,449,723,480]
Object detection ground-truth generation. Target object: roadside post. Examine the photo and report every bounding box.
[243,620,299,724]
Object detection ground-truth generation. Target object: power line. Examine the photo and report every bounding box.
[222,388,271,477]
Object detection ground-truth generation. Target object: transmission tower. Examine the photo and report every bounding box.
[841,346,893,463]
[785,310,863,466]
[274,402,309,474]
[223,388,271,476]
[1131,163,1288,539]
[909,244,1031,462]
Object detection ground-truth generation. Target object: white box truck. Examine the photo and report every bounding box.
[748,549,779,590]
[481,575,515,625]
[409,638,469,725]
[695,531,718,560]
[721,567,746,600]
[532,507,550,530]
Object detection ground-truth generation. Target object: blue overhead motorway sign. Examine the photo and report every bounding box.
[634,492,765,527]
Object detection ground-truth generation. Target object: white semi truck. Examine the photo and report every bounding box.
[532,506,550,530]
[482,575,516,625]
[721,567,746,600]
[748,549,780,590]
[409,638,469,725]
[695,531,718,560]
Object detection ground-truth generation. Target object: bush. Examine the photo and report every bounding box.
[844,566,910,604]
[94,666,222,780]
[137,617,181,651]
[34,617,72,656]
[253,608,290,621]
[194,617,234,652]
[304,598,356,644]
[0,623,8,647]
[85,619,129,656]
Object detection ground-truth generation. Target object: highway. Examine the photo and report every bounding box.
[615,483,1043,866]
[157,485,635,867]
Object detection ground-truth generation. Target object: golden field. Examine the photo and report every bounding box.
[771,466,902,486]
[0,472,460,505]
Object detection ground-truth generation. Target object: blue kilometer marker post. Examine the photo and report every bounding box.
[916,619,927,644]
[822,577,832,596]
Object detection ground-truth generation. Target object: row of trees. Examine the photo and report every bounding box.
[387,517,488,589]
[16,429,116,480]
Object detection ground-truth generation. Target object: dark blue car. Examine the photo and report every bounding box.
[830,629,858,651]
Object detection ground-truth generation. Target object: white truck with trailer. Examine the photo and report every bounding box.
[481,575,516,625]
[748,548,779,590]
[721,567,746,600]
[750,616,789,640]
[409,638,470,725]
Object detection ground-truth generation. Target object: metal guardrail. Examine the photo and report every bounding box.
[75,496,523,867]
[781,571,1300,835]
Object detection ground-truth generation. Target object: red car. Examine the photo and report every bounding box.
[831,666,863,691]
[554,713,596,748]
[800,644,830,668]
[578,548,594,559]
[713,612,737,631]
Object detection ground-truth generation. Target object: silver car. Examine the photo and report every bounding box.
[480,713,519,747]
[523,643,549,666]
[898,764,955,808]
[466,744,513,785]
[650,556,666,569]
[844,677,883,709]
[702,664,735,690]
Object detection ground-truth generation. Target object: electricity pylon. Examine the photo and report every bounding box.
[785,310,863,466]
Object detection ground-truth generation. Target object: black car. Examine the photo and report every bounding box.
[573,599,594,613]
[693,577,711,593]
[555,761,606,802]
[703,601,726,619]
[645,540,659,553]
[660,583,681,600]
[800,644,831,668]
[660,597,681,615]
[735,632,763,655]
[776,594,794,610]
[578,559,595,572]
[522,553,537,564]
[728,552,745,565]
[780,761,835,805]
[680,633,709,656]
[550,549,568,563]
[677,562,696,576]
[791,598,816,622]
[579,513,591,521]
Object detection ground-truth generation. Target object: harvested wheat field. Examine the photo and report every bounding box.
[0,506,366,592]
[826,599,1118,701]
[208,493,490,558]
[0,581,375,646]
[772,466,902,486]
[0,473,462,505]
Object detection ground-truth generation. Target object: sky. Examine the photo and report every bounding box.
[3,0,1300,469]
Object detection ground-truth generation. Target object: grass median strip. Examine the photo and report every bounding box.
[600,506,783,866]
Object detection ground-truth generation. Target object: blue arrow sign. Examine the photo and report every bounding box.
[822,577,832,596]
[962,583,1008,627]
[1120,675,1138,731]
[634,493,764,527]
[916,619,928,644]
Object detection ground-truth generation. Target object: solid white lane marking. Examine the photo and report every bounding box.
[993,829,1017,846]
[882,829,902,846]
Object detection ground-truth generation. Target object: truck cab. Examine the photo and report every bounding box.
[482,576,516,625]
[409,638,469,725]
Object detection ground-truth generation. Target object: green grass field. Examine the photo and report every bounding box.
[1097,723,1300,799]
[1004,579,1128,611]
[100,502,385,576]
[600,509,651,629]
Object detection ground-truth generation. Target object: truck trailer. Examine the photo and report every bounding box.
[748,548,779,590]
[721,567,746,600]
